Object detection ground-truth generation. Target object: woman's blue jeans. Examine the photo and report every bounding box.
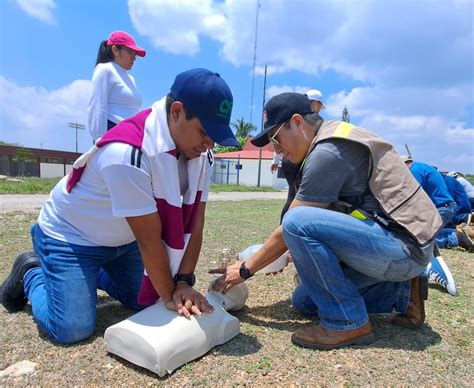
[24,224,145,344]
[282,207,425,331]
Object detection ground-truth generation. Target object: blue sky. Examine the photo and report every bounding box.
[0,0,473,172]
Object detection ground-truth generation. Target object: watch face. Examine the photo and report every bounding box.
[174,273,196,286]
[239,265,252,280]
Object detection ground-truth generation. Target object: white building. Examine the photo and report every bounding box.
[213,139,287,189]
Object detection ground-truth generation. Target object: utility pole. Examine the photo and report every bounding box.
[68,122,85,153]
[257,65,267,187]
[342,106,350,123]
[249,0,261,124]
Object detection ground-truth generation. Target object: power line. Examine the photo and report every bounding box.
[68,122,85,153]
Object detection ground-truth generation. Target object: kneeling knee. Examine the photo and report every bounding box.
[51,324,95,344]
[282,207,306,236]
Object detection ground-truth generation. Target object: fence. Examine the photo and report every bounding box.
[211,158,242,185]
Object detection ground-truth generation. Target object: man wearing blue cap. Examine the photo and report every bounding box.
[1,69,239,344]
[212,92,442,350]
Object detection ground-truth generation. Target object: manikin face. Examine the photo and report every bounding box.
[267,115,312,164]
[112,46,137,70]
[168,102,215,159]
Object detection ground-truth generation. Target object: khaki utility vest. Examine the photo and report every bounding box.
[312,120,442,246]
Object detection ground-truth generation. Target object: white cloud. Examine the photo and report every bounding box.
[128,0,227,55]
[266,84,310,99]
[0,77,92,152]
[262,82,474,172]
[16,0,57,25]
[128,1,472,87]
[99,1,474,170]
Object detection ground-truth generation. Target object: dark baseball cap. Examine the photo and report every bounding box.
[170,68,239,147]
[251,92,312,147]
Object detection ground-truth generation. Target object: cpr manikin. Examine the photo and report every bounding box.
[104,249,249,377]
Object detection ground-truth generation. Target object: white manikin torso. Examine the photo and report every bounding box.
[104,282,249,377]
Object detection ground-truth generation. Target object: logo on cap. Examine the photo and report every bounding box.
[263,110,267,124]
[218,99,233,118]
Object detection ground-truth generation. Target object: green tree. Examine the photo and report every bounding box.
[213,137,247,154]
[342,106,351,123]
[14,147,34,162]
[0,140,17,146]
[14,147,34,177]
[231,118,256,138]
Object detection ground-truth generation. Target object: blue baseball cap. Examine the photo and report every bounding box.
[170,68,239,147]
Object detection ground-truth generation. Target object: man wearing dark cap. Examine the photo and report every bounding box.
[212,92,442,350]
[1,69,239,344]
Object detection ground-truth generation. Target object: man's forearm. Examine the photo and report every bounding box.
[178,229,203,274]
[245,226,288,274]
[126,212,175,302]
[178,202,206,274]
[139,238,176,302]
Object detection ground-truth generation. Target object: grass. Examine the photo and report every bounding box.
[1,202,473,385]
[0,177,61,194]
[209,183,277,192]
[0,178,277,194]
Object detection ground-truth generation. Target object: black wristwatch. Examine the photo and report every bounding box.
[173,273,196,287]
[239,262,253,280]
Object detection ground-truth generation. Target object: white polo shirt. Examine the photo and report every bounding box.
[38,143,157,247]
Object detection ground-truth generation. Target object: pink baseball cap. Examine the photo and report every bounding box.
[106,31,146,57]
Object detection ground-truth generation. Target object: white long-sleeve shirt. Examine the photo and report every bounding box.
[87,62,142,141]
[457,176,474,199]
[272,151,282,165]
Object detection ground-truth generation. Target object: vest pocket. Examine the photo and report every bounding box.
[389,186,442,246]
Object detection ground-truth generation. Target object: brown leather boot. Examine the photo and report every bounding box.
[291,321,374,350]
[392,275,428,329]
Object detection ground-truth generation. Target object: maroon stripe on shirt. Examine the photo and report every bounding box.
[166,149,178,158]
[182,191,203,234]
[96,108,151,149]
[66,165,86,193]
[155,198,185,249]
[137,275,159,306]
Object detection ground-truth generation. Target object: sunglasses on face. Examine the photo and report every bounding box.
[268,121,286,146]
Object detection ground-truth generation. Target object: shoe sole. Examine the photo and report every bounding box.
[1,251,39,312]
[291,332,375,350]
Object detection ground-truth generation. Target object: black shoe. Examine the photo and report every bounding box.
[1,251,40,312]
[456,230,474,252]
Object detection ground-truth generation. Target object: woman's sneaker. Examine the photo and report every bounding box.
[426,256,457,296]
[0,251,40,312]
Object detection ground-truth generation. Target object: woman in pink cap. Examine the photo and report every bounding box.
[87,31,147,142]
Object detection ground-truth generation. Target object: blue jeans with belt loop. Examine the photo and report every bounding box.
[23,224,145,344]
[282,206,425,331]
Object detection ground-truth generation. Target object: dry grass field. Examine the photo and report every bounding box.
[1,200,473,385]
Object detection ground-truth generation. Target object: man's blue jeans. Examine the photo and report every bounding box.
[436,228,459,248]
[434,203,457,248]
[282,207,425,331]
[24,224,145,344]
